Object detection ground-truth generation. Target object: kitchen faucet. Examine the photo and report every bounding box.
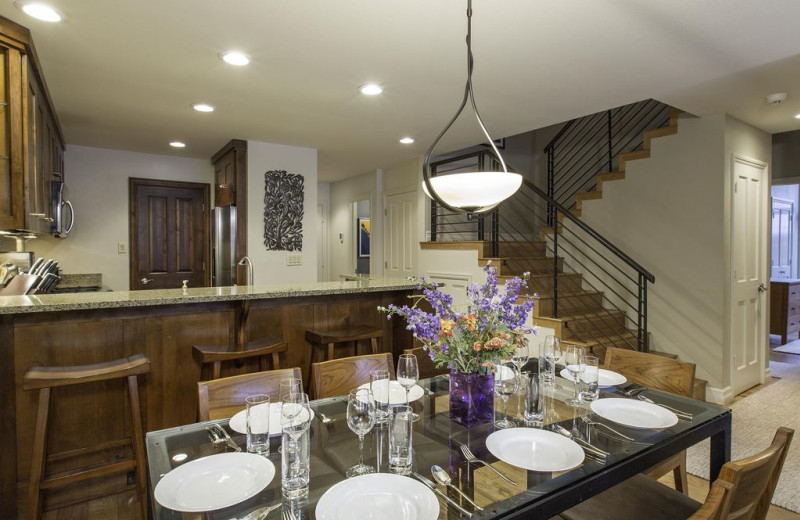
[237,256,254,286]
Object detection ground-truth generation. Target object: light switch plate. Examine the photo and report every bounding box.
[287,253,302,266]
[117,242,127,254]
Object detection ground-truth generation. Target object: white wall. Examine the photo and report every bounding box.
[247,141,318,284]
[0,145,213,291]
[317,182,331,281]
[329,170,377,279]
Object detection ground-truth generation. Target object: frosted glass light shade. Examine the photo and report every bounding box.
[422,171,523,211]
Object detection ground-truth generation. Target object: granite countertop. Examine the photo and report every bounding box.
[0,278,417,315]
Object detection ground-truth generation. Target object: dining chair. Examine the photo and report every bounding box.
[404,346,448,380]
[604,346,696,493]
[197,367,302,421]
[310,353,395,399]
[559,426,794,520]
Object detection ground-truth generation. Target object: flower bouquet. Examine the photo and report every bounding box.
[379,264,535,426]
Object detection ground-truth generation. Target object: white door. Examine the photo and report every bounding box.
[771,197,793,279]
[731,155,768,395]
[384,189,418,278]
[316,204,328,282]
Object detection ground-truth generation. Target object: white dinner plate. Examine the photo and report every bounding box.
[485,428,585,472]
[315,473,439,520]
[559,367,627,387]
[229,403,315,435]
[591,398,678,429]
[154,452,275,512]
[357,381,425,404]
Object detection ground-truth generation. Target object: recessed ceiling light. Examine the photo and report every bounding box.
[795,114,800,119]
[192,103,215,113]
[359,84,383,96]
[399,137,415,144]
[169,141,186,148]
[219,51,250,66]
[16,2,62,22]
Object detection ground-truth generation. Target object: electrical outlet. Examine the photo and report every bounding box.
[287,253,302,266]
[117,241,127,254]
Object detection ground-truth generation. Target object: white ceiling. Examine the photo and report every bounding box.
[1,0,799,182]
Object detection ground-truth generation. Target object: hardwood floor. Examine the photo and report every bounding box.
[42,345,800,520]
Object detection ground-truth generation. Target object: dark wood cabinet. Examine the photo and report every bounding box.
[769,279,800,345]
[0,16,64,232]
[211,139,247,284]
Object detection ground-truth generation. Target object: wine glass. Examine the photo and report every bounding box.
[542,336,562,389]
[564,345,586,406]
[511,343,530,415]
[494,361,518,429]
[278,378,303,453]
[397,353,420,421]
[346,388,376,477]
[281,392,311,462]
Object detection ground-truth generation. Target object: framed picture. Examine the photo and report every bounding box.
[357,217,371,258]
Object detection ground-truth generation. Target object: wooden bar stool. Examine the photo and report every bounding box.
[193,335,288,379]
[305,324,383,362]
[22,354,150,520]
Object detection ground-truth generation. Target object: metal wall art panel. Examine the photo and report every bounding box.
[263,170,304,251]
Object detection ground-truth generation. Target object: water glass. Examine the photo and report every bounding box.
[346,388,376,478]
[281,427,309,499]
[494,362,518,429]
[397,353,420,421]
[523,372,545,424]
[245,394,270,455]
[279,378,302,401]
[370,369,391,424]
[388,404,413,474]
[540,335,562,388]
[580,355,600,402]
[565,345,586,406]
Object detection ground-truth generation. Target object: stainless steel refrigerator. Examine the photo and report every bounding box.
[213,204,237,286]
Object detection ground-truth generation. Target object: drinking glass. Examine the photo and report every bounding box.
[281,393,312,498]
[281,392,311,440]
[541,335,562,388]
[564,345,586,406]
[370,369,391,424]
[494,362,518,429]
[397,354,420,421]
[580,355,600,401]
[279,378,302,401]
[245,394,270,455]
[388,404,413,474]
[346,388,376,477]
[511,343,530,415]
[523,372,545,425]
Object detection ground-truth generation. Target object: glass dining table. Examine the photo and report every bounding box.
[146,373,731,519]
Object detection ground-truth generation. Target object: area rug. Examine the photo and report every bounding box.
[771,360,800,380]
[774,339,800,355]
[686,378,800,513]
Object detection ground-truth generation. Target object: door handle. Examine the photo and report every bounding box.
[141,277,153,285]
[758,282,768,293]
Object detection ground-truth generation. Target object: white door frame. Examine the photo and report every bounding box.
[729,153,769,394]
[316,203,329,282]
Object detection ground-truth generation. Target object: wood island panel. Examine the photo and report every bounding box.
[0,288,413,518]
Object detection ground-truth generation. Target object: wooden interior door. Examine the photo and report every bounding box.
[384,188,418,278]
[731,155,768,395]
[130,178,210,290]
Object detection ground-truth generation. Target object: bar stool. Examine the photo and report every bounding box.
[23,354,150,520]
[305,324,383,362]
[193,336,288,379]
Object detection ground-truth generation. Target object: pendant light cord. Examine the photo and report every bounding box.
[422,0,509,213]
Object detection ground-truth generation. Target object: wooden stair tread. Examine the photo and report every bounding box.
[618,150,650,171]
[420,241,488,256]
[643,126,677,150]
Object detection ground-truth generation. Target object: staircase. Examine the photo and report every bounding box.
[425,99,707,400]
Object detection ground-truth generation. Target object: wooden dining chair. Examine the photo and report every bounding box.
[310,353,395,399]
[604,346,696,493]
[197,367,302,421]
[559,426,794,520]
[405,346,448,380]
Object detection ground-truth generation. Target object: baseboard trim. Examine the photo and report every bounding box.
[765,367,772,379]
[705,385,733,405]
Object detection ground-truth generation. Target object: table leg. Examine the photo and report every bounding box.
[709,413,732,480]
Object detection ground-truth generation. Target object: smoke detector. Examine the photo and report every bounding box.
[766,92,788,105]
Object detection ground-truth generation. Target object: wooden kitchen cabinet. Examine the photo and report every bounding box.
[211,139,248,284]
[0,16,64,232]
[769,279,800,345]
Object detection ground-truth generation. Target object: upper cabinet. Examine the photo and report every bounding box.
[211,139,247,284]
[0,16,64,232]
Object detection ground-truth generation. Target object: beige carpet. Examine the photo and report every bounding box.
[686,378,800,513]
[774,340,800,355]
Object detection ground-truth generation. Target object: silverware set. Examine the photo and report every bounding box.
[206,423,241,452]
[460,443,518,486]
[554,424,608,461]
[579,414,634,441]
[411,472,473,518]
[637,394,693,420]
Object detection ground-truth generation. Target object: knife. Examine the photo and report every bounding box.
[411,472,472,518]
[28,258,44,275]
[554,425,608,458]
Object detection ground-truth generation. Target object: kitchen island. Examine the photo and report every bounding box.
[0,278,416,518]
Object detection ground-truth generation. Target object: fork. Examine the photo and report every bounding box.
[211,423,242,452]
[237,503,282,520]
[283,509,297,520]
[459,444,518,486]
[580,415,635,441]
[638,395,693,419]
[317,411,333,424]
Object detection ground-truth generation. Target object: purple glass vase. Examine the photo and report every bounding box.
[449,370,495,427]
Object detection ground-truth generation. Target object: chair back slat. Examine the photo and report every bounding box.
[197,367,302,421]
[688,480,734,520]
[719,427,794,520]
[311,353,395,399]
[604,347,695,397]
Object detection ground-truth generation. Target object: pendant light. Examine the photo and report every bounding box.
[422,0,522,214]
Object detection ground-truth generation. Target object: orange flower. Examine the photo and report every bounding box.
[440,319,455,337]
[473,341,482,352]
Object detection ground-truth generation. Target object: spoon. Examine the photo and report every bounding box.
[431,465,484,511]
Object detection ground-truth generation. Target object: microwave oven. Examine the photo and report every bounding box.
[51,179,74,237]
